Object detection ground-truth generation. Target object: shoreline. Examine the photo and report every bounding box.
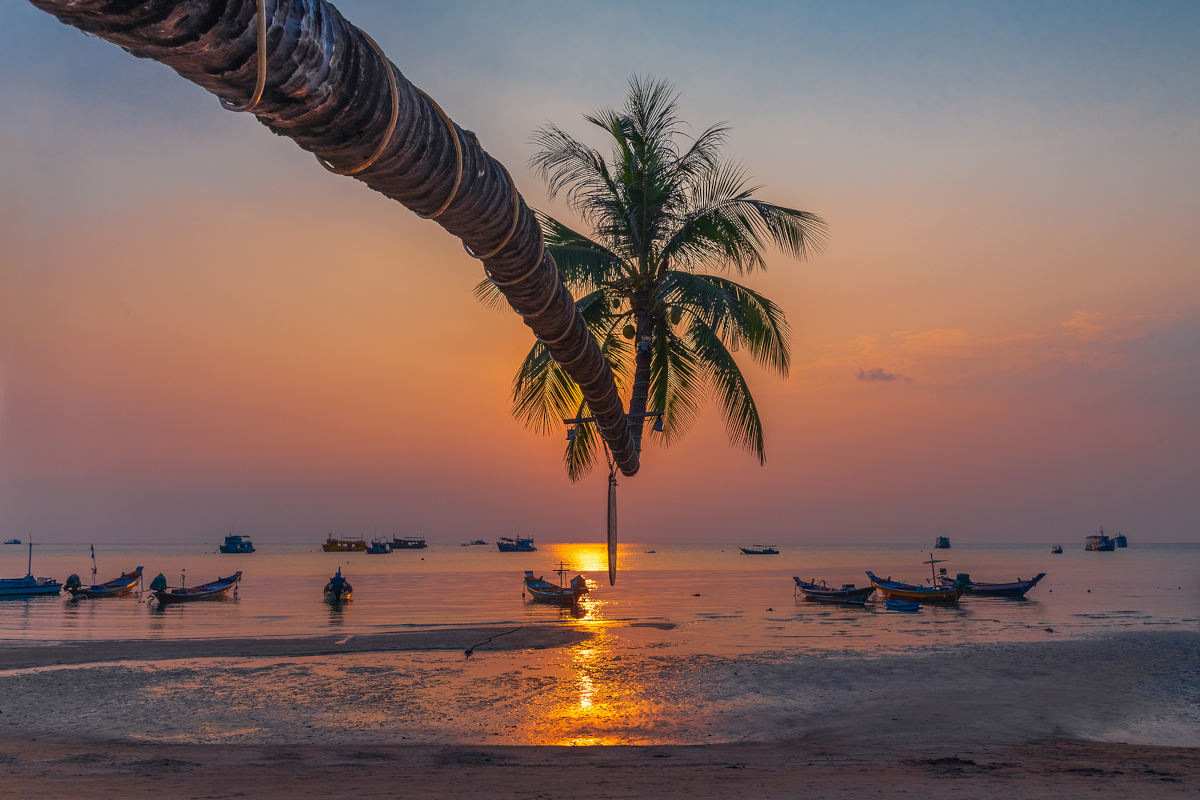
[0,625,590,670]
[1,736,1194,799]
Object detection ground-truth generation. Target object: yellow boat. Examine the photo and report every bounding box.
[321,536,366,552]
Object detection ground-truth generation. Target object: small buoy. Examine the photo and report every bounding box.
[692,593,701,597]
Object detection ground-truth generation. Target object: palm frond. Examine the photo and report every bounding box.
[648,324,704,444]
[687,316,767,463]
[658,271,791,376]
[539,212,633,287]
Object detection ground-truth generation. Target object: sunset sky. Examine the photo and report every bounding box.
[1,1,1197,544]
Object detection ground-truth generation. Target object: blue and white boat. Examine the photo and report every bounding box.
[0,543,61,598]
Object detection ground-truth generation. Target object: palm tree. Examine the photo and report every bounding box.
[484,77,827,480]
[28,0,641,474]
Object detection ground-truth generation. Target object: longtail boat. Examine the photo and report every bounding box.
[523,566,589,608]
[792,577,874,604]
[324,567,352,603]
[739,545,779,555]
[151,571,241,605]
[939,572,1046,599]
[65,566,144,598]
[866,571,961,603]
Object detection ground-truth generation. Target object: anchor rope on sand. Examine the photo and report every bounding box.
[464,625,524,659]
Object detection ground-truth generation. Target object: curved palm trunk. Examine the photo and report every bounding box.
[29,0,639,476]
[627,293,654,454]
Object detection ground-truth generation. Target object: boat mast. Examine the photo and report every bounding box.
[90,543,97,583]
[923,552,947,584]
[27,541,32,577]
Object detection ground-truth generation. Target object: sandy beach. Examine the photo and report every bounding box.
[1,629,1196,797]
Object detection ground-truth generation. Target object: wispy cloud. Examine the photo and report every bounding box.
[857,367,910,383]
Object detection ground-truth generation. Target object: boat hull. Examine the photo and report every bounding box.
[153,572,241,605]
[65,567,143,599]
[793,578,874,603]
[866,572,961,603]
[0,579,62,598]
[740,547,779,555]
[322,539,366,552]
[391,538,427,549]
[948,573,1046,599]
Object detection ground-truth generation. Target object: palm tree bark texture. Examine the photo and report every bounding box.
[27,0,640,476]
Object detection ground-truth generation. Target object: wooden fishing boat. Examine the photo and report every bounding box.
[0,543,61,598]
[497,536,536,552]
[792,577,874,603]
[366,538,393,554]
[324,566,352,603]
[1051,545,1063,554]
[523,567,589,608]
[322,536,366,552]
[739,545,779,555]
[64,566,144,598]
[151,571,241,604]
[939,572,1046,599]
[866,571,961,603]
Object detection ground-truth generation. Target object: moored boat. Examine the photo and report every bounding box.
[366,538,393,554]
[461,540,488,546]
[739,545,779,555]
[1085,529,1115,551]
[391,536,427,550]
[1114,532,1128,548]
[939,572,1046,599]
[1051,545,1063,554]
[934,536,951,549]
[151,571,241,604]
[523,567,589,608]
[793,577,874,603]
[324,567,352,603]
[65,566,144,598]
[0,543,61,598]
[322,535,366,552]
[867,555,963,603]
[497,536,536,552]
[219,533,255,554]
[3,538,21,545]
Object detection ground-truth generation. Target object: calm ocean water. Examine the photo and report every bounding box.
[1,541,1197,653]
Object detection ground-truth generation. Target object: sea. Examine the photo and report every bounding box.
[2,540,1197,653]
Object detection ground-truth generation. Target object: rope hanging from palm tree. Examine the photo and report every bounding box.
[602,441,617,586]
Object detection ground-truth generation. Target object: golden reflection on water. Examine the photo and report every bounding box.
[520,588,654,747]
[546,542,608,574]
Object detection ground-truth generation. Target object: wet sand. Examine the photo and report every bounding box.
[1,736,1195,799]
[0,624,586,669]
[0,630,1196,797]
